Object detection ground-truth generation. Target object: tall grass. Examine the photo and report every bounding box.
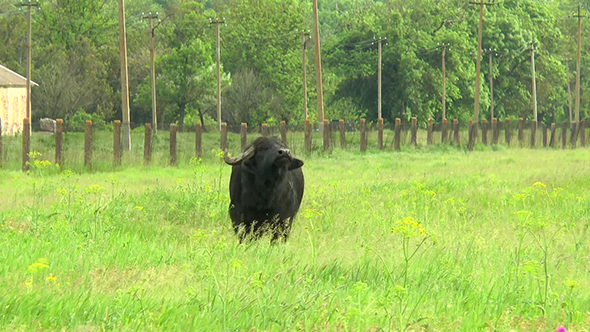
[0,141,589,330]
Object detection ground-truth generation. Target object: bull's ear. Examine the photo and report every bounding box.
[288,158,304,170]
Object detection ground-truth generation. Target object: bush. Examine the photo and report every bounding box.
[67,111,106,132]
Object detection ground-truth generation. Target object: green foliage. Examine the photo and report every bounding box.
[135,1,224,132]
[67,110,106,132]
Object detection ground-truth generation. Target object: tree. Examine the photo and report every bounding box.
[223,68,278,126]
[221,0,307,124]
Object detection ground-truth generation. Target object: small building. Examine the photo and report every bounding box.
[0,64,38,135]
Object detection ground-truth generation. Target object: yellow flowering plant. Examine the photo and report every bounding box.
[391,217,432,331]
[391,217,430,288]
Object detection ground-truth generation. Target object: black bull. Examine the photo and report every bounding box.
[224,136,304,241]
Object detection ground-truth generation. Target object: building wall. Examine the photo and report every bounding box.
[0,86,27,136]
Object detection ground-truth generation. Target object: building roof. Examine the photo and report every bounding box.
[0,63,38,87]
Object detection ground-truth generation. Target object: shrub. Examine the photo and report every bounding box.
[67,111,106,132]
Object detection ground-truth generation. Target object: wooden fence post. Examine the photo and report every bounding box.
[482,119,488,145]
[562,121,568,149]
[339,119,346,149]
[518,118,524,146]
[261,123,270,137]
[144,123,152,165]
[55,119,64,167]
[411,117,418,146]
[394,118,401,151]
[378,118,384,149]
[442,119,448,143]
[453,119,460,145]
[549,123,556,148]
[467,120,477,151]
[220,122,228,151]
[427,118,433,146]
[84,120,92,170]
[113,120,122,166]
[542,124,548,147]
[580,120,586,147]
[570,122,577,148]
[305,119,312,152]
[492,118,499,144]
[170,124,177,166]
[22,118,30,172]
[280,121,288,147]
[360,118,367,152]
[530,120,537,148]
[323,119,330,150]
[505,118,510,146]
[195,122,202,158]
[241,123,248,152]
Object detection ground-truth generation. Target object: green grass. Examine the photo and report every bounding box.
[1,139,589,331]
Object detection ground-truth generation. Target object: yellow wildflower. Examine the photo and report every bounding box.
[84,184,105,195]
[28,258,49,274]
[391,217,427,239]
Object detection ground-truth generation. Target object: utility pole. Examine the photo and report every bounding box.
[376,37,387,119]
[312,0,325,135]
[143,12,159,134]
[469,0,495,137]
[210,18,225,132]
[117,0,131,150]
[301,30,311,120]
[439,43,449,121]
[531,42,537,123]
[484,48,497,121]
[572,3,585,124]
[17,0,38,134]
[566,58,573,126]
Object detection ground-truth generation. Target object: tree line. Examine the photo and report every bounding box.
[0,0,587,131]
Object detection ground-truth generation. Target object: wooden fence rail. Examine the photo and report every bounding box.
[339,119,346,149]
[411,117,417,146]
[196,122,202,158]
[427,118,433,146]
[84,120,92,170]
[55,119,64,167]
[492,118,499,144]
[241,123,247,152]
[144,123,152,165]
[323,119,330,151]
[8,116,590,172]
[394,118,401,151]
[170,124,177,166]
[442,119,448,143]
[360,118,367,152]
[531,120,537,149]
[114,120,122,166]
[378,118,384,150]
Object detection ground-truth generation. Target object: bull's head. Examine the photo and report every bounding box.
[224,137,303,172]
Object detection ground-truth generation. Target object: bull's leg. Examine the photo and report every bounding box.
[270,218,292,243]
[280,218,294,241]
[234,222,254,243]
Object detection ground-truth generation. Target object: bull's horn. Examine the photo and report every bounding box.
[224,146,255,165]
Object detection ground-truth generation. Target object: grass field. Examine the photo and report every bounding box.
[1,138,589,331]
